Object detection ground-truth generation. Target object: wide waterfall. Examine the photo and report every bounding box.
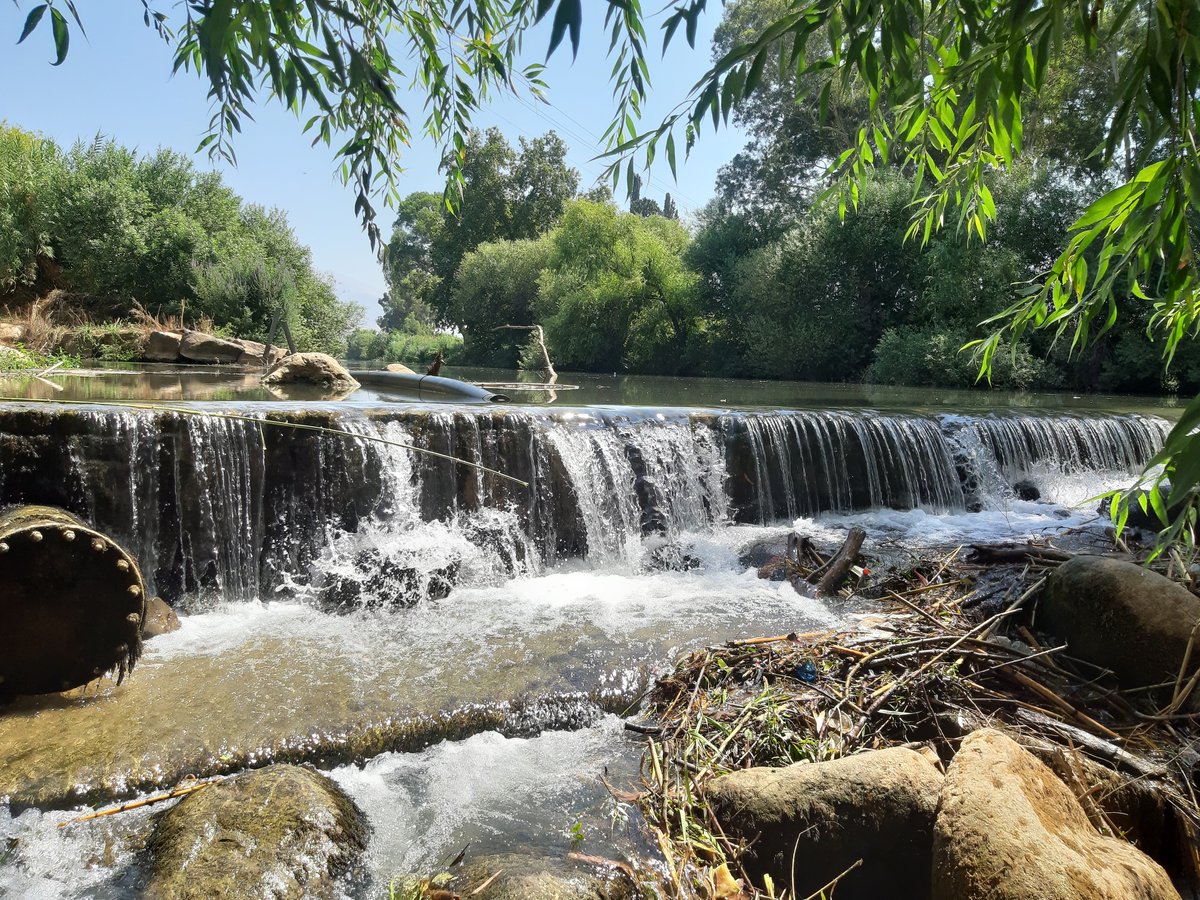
[0,404,1170,606]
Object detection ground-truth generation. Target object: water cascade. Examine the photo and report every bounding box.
[0,406,1170,605]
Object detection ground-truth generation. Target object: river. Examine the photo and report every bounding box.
[0,366,1180,897]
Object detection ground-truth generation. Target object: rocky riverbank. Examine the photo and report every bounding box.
[621,538,1200,900]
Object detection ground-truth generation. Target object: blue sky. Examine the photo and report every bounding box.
[1,6,746,323]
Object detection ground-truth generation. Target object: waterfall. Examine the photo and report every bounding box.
[722,411,965,522]
[0,405,1170,605]
[942,413,1170,508]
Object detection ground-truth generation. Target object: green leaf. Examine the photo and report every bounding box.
[17,4,47,44]
[547,0,582,61]
[49,6,69,65]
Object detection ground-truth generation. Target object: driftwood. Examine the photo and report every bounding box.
[0,505,146,697]
[492,324,557,383]
[965,543,1074,565]
[810,527,866,594]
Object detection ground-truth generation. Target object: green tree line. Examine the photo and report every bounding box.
[0,124,361,354]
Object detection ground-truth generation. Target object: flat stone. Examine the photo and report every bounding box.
[932,728,1180,900]
[179,329,244,364]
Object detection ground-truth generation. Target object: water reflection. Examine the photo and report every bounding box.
[0,361,1184,416]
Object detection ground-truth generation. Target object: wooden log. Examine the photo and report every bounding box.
[811,526,866,594]
[0,505,146,697]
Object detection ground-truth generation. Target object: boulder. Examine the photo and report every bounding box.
[262,352,360,394]
[143,330,182,362]
[143,764,368,900]
[235,339,286,367]
[1013,479,1041,501]
[179,329,244,364]
[385,362,416,374]
[932,728,1180,900]
[707,747,943,899]
[143,595,181,639]
[1040,555,1200,692]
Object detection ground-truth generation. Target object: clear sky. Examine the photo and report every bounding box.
[1,6,746,324]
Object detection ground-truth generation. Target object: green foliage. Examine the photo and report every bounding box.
[0,124,60,290]
[68,323,143,362]
[380,128,579,331]
[534,200,706,374]
[0,125,360,355]
[452,236,552,366]
[383,331,461,366]
[344,327,459,365]
[868,327,1057,390]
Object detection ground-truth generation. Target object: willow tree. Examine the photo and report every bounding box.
[13,0,1200,544]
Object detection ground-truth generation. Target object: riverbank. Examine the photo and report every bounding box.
[624,534,1200,899]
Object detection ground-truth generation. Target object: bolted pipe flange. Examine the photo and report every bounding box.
[0,505,146,695]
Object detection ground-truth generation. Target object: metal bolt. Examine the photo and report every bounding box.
[92,538,106,552]
[63,529,76,541]
[128,584,142,598]
[116,559,130,572]
[29,530,42,542]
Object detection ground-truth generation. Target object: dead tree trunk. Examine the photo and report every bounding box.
[810,526,866,595]
[0,505,146,697]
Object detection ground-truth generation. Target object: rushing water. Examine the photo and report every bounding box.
[0,370,1178,897]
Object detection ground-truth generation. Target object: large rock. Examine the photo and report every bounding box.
[179,329,244,363]
[143,330,182,362]
[0,322,27,344]
[1040,556,1200,691]
[933,728,1179,900]
[707,747,943,899]
[262,352,360,393]
[143,764,368,899]
[236,339,286,367]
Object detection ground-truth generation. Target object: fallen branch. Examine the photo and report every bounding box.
[58,776,223,827]
[810,527,866,594]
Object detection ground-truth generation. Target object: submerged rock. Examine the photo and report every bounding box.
[1013,479,1041,501]
[262,352,360,395]
[179,329,244,364]
[1040,555,1200,693]
[143,764,368,900]
[932,728,1179,900]
[707,747,943,899]
[643,540,701,572]
[317,546,460,610]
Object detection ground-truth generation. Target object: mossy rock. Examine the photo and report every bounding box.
[142,764,368,899]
